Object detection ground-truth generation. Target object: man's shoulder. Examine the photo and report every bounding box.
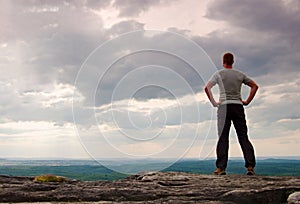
[213,68,249,79]
[220,68,247,75]
[210,69,221,78]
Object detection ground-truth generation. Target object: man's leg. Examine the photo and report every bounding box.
[232,105,256,168]
[216,105,231,169]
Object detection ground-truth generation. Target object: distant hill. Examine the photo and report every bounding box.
[1,158,300,180]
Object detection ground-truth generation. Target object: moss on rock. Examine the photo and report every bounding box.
[33,174,67,182]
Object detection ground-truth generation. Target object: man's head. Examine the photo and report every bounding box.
[223,52,234,66]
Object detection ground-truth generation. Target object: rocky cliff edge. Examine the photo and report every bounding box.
[1,172,300,203]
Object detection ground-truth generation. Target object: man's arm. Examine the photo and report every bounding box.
[242,80,259,106]
[204,82,220,107]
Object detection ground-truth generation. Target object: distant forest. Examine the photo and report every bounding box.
[1,159,300,181]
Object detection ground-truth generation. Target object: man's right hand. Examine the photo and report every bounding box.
[213,101,222,107]
[205,82,220,107]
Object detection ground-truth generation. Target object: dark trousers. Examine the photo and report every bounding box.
[216,104,256,169]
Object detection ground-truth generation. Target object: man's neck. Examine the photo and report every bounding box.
[223,64,233,69]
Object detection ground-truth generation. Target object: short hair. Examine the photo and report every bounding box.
[223,53,234,65]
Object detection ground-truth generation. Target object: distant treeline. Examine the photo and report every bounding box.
[0,159,300,181]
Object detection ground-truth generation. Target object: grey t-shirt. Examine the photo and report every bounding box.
[208,69,252,105]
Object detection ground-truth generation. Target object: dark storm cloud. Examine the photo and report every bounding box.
[206,0,300,39]
[193,31,290,77]
[93,48,204,105]
[0,0,108,86]
[0,0,210,126]
[1,0,299,126]
[196,0,300,78]
[0,0,109,124]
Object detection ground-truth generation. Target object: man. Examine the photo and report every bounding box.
[204,52,258,175]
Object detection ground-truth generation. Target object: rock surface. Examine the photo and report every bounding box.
[288,191,300,204]
[1,172,300,203]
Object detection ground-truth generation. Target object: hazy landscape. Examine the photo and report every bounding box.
[1,158,300,181]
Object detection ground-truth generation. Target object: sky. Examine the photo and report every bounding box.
[0,0,299,160]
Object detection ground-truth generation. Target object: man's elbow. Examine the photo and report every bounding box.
[204,86,208,92]
[248,80,258,89]
[204,86,210,94]
[204,83,212,91]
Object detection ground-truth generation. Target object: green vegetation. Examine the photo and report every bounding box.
[33,174,67,182]
[165,159,300,176]
[1,159,300,181]
[0,164,127,181]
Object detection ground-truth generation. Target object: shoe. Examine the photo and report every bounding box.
[213,168,226,175]
[246,166,255,175]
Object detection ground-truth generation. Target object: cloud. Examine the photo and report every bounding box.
[190,0,300,81]
[0,81,83,124]
[95,93,212,128]
[0,0,107,88]
[1,1,212,123]
[85,0,111,9]
[0,0,299,158]
[0,120,86,158]
[113,0,168,17]
[105,20,145,36]
[247,78,300,125]
[206,0,300,39]
[21,83,84,108]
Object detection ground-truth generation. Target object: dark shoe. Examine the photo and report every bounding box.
[246,166,255,175]
[214,168,226,175]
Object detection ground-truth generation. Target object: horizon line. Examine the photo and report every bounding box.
[1,156,300,161]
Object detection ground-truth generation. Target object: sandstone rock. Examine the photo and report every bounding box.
[288,191,300,204]
[1,172,300,203]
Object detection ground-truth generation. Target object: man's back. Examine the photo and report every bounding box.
[210,69,251,105]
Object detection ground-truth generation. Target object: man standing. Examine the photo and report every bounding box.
[204,52,258,175]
